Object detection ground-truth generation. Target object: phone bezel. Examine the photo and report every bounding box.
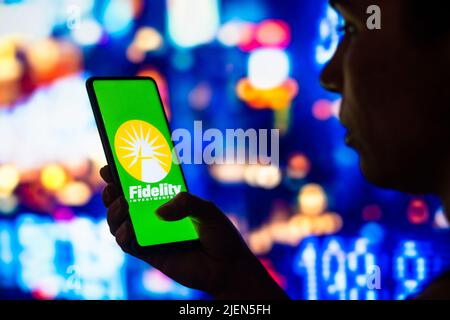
[86,76,199,249]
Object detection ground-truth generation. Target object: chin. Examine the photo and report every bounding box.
[360,158,432,194]
[360,160,393,189]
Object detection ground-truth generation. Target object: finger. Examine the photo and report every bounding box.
[115,220,134,253]
[107,196,129,234]
[102,183,119,207]
[156,192,228,225]
[156,192,248,260]
[100,165,114,183]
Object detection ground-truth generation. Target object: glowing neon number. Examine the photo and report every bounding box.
[16,215,125,300]
[294,237,381,300]
[394,241,427,300]
[0,215,200,300]
[0,222,14,286]
[347,238,378,300]
[322,239,347,299]
[295,240,318,300]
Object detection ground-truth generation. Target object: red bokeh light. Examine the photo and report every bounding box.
[256,20,291,48]
[237,23,259,52]
[312,99,333,121]
[407,199,429,225]
[362,204,383,221]
[31,288,56,300]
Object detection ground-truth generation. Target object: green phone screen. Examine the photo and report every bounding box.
[92,78,198,246]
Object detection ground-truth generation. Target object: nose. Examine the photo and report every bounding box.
[319,43,344,94]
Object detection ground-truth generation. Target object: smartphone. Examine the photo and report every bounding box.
[86,77,198,247]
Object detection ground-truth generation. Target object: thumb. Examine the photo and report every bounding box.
[156,192,250,260]
[156,192,228,225]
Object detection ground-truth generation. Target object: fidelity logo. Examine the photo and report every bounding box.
[114,119,182,202]
[129,183,181,202]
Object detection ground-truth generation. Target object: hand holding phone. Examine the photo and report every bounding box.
[88,76,287,299]
[101,165,289,299]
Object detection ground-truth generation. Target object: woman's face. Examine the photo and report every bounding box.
[320,0,450,194]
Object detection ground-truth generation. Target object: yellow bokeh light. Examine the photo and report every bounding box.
[56,181,92,206]
[209,164,246,183]
[298,183,327,216]
[0,57,23,82]
[134,27,163,52]
[40,164,67,191]
[248,227,273,255]
[27,39,60,74]
[254,165,282,189]
[289,214,313,237]
[0,39,16,59]
[0,164,20,195]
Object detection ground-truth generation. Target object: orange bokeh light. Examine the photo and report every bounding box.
[236,77,298,110]
[287,153,311,179]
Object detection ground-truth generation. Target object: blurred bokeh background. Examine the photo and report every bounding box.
[0,0,449,300]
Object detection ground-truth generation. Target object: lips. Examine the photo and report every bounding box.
[340,119,359,149]
[345,132,356,147]
[340,120,353,145]
[338,101,357,147]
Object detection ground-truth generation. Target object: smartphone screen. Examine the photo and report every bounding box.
[87,77,198,246]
